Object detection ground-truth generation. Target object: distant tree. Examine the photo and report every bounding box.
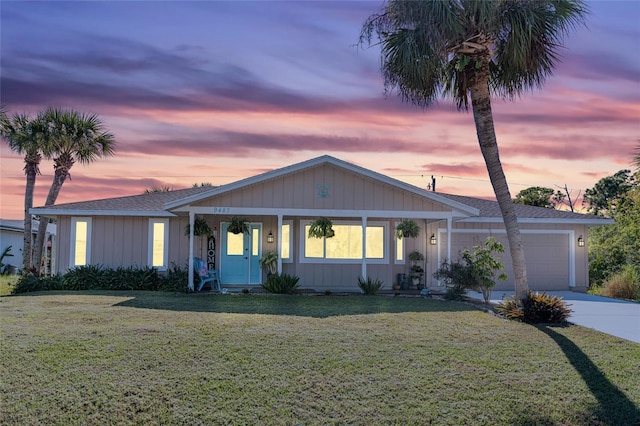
[513,186,562,208]
[555,184,580,212]
[588,186,640,286]
[144,186,173,193]
[583,170,636,217]
[192,182,213,187]
[32,108,116,275]
[360,0,588,300]
[634,140,640,175]
[0,108,50,271]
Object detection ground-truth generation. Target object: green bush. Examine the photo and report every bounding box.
[357,276,384,295]
[12,274,64,294]
[433,237,507,302]
[261,273,300,294]
[63,265,105,290]
[601,265,640,300]
[496,291,572,324]
[11,265,166,294]
[102,266,160,290]
[444,285,467,301]
[159,262,189,292]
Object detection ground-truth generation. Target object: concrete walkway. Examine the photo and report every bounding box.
[467,291,640,344]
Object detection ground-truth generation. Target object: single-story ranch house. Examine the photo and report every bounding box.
[30,155,612,292]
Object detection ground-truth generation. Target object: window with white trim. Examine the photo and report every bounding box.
[70,217,91,267]
[395,222,405,264]
[148,219,169,271]
[280,221,293,263]
[301,221,387,263]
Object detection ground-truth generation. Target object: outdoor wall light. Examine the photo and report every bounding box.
[267,231,274,243]
[430,234,437,245]
[577,235,585,247]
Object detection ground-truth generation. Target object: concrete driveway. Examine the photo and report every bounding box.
[467,291,640,344]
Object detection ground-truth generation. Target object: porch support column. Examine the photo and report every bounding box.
[446,217,452,267]
[361,216,367,279]
[188,210,195,292]
[277,214,283,274]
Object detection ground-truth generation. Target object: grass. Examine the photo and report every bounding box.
[1,291,639,425]
[0,275,18,296]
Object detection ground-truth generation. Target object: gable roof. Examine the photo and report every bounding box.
[163,155,479,216]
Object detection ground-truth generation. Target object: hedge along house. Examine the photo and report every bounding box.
[30,156,612,292]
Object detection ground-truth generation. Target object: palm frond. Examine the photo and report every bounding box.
[493,0,588,98]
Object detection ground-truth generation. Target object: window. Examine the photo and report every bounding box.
[252,227,259,256]
[395,222,404,263]
[226,231,244,255]
[280,221,292,262]
[301,221,387,263]
[148,219,169,271]
[70,217,91,267]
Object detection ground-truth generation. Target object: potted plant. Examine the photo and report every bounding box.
[228,216,250,235]
[396,219,420,239]
[408,250,425,288]
[184,216,212,237]
[184,216,212,258]
[308,217,335,238]
[259,251,278,276]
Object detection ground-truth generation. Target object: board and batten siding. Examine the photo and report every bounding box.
[56,216,194,273]
[193,164,449,213]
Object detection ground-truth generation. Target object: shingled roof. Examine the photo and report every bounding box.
[30,186,213,216]
[437,193,611,224]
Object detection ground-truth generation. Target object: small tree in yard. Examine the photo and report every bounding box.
[434,237,507,303]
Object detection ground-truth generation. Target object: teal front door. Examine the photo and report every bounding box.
[220,223,262,284]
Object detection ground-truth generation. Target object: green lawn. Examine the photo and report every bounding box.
[0,275,18,296]
[1,292,638,425]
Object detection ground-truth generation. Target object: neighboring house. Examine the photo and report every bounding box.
[0,219,57,274]
[30,156,612,292]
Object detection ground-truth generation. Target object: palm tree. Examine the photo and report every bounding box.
[0,108,50,272]
[360,0,587,300]
[32,108,116,274]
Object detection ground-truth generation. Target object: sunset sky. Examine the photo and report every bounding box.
[1,1,638,220]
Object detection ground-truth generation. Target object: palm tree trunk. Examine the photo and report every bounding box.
[22,162,38,272]
[469,72,529,300]
[32,166,68,275]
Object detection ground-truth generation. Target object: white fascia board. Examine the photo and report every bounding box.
[172,205,464,220]
[29,208,176,217]
[455,217,614,225]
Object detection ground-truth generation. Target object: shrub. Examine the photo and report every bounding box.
[444,285,467,301]
[11,265,166,293]
[62,265,105,290]
[159,262,189,292]
[357,276,384,295]
[261,273,300,294]
[496,291,572,324]
[434,237,507,302]
[12,274,64,294]
[102,266,160,290]
[601,265,640,300]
